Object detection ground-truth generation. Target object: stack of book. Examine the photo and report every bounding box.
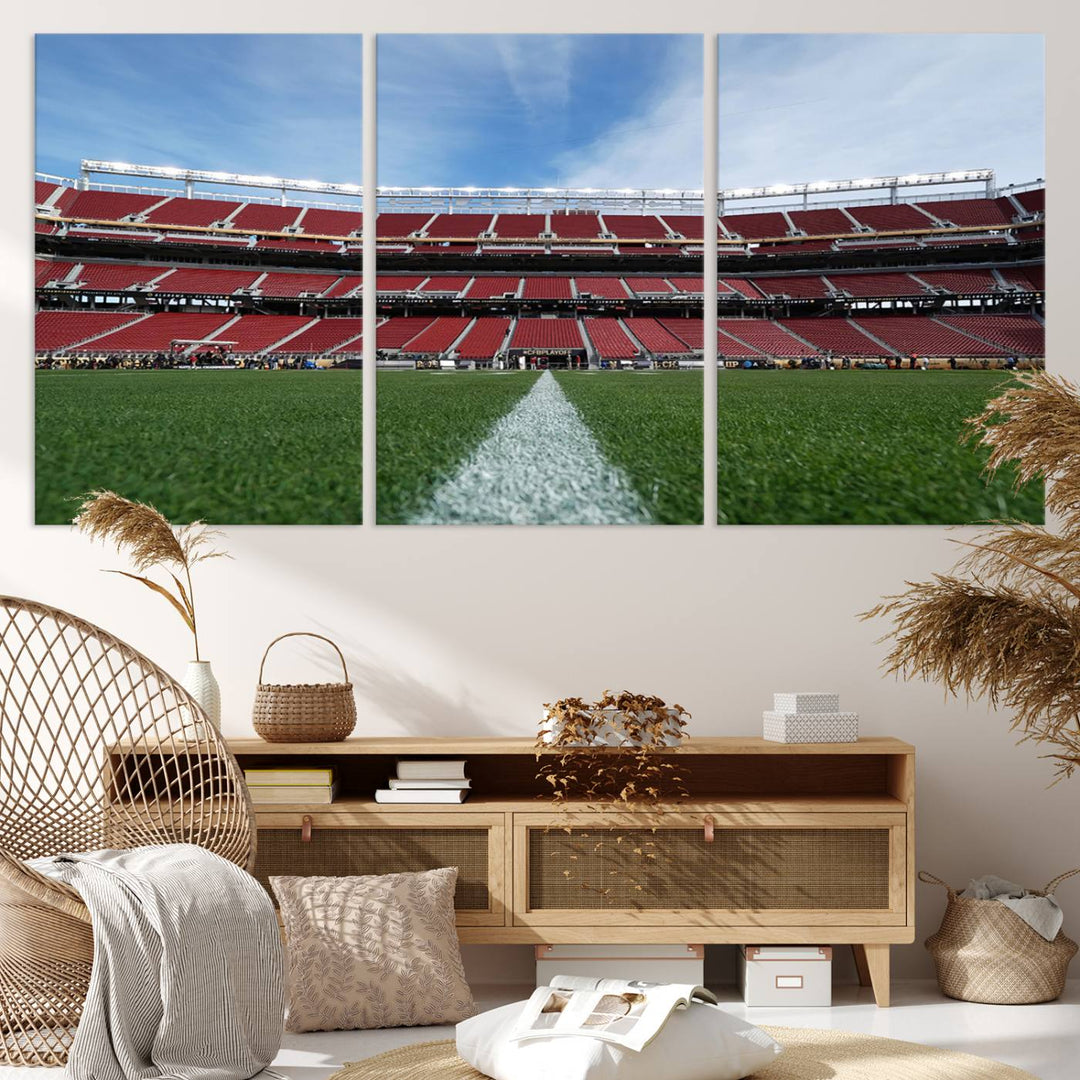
[245,766,337,804]
[375,759,470,803]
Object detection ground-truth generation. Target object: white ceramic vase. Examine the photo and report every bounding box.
[182,660,221,730]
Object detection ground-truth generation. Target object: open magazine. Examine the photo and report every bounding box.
[509,974,718,1053]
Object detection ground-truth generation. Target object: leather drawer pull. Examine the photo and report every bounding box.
[703,815,715,843]
[301,815,312,842]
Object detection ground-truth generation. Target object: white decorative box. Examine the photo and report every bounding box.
[535,944,704,988]
[738,946,832,1007]
[772,692,840,715]
[763,710,859,743]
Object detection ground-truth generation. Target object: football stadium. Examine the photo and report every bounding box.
[35,163,1043,525]
[34,162,368,525]
[711,168,1044,525]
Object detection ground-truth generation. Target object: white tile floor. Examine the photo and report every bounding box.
[1,981,1076,1080]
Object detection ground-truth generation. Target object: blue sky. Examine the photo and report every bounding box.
[35,35,362,191]
[720,34,1044,193]
[377,35,703,189]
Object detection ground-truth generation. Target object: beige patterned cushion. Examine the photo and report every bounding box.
[270,868,477,1032]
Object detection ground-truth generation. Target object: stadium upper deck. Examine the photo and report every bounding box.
[36,164,1043,264]
[35,163,1043,365]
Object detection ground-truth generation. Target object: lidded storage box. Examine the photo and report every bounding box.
[536,944,705,988]
[764,691,858,744]
[738,946,832,1007]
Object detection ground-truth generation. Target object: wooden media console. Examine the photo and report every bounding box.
[214,736,914,1006]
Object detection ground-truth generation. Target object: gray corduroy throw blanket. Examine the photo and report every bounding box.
[30,844,284,1080]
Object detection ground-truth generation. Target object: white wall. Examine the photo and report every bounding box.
[4,0,1078,984]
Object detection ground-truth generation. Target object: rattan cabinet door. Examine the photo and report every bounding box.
[253,811,506,925]
[514,811,906,927]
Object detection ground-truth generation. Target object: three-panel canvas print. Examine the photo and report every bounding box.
[34,34,1044,527]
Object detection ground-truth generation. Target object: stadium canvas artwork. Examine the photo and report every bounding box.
[716,33,1045,526]
[34,34,364,525]
[375,34,705,525]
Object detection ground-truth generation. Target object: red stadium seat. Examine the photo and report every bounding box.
[401,316,472,354]
[456,317,513,359]
[936,314,1044,355]
[853,316,1004,357]
[846,203,937,231]
[624,318,694,354]
[511,319,584,349]
[464,277,522,298]
[212,315,313,353]
[717,319,806,356]
[377,317,436,349]
[602,215,671,240]
[523,277,574,300]
[548,213,602,239]
[573,277,630,299]
[230,203,304,232]
[144,197,241,228]
[258,273,343,298]
[720,212,790,240]
[298,207,363,236]
[916,199,1012,228]
[153,267,262,295]
[79,312,236,352]
[271,318,365,354]
[752,275,831,299]
[491,214,547,239]
[36,311,145,351]
[780,318,889,356]
[583,318,638,359]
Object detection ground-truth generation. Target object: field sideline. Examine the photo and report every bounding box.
[718,370,1044,525]
[35,370,363,525]
[377,370,704,525]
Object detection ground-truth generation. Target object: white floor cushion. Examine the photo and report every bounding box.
[456,999,783,1080]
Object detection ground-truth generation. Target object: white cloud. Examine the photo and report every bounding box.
[556,66,703,189]
[493,35,576,116]
[718,34,1044,190]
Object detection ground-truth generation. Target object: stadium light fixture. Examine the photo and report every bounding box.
[82,160,365,199]
[719,169,995,202]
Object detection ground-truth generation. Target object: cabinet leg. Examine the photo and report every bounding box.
[857,944,890,1007]
[851,944,872,987]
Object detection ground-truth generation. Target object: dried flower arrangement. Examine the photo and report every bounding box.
[535,692,690,907]
[865,372,1080,783]
[73,491,228,663]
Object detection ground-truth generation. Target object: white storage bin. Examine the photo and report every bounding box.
[738,946,832,1007]
[536,944,704,987]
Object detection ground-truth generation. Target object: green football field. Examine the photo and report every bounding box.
[35,370,363,525]
[718,370,1044,525]
[376,370,704,525]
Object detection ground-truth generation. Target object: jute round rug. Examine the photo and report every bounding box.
[330,1027,1038,1080]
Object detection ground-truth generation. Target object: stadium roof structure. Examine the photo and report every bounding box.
[717,170,997,211]
[73,161,1045,220]
[81,160,363,204]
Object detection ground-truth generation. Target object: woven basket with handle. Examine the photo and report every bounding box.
[252,632,357,743]
[920,868,1079,1004]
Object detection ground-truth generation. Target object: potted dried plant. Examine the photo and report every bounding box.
[539,690,687,748]
[535,692,690,907]
[866,372,1080,782]
[73,490,229,727]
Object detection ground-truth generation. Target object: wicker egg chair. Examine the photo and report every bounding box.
[0,596,256,1067]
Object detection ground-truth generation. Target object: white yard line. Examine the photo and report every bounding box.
[410,370,651,525]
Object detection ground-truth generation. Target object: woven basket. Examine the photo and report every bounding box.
[920,868,1079,1004]
[252,632,357,743]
